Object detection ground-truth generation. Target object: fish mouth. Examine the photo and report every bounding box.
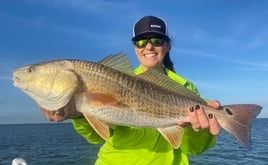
[12,75,27,90]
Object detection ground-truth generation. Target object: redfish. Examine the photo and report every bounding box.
[13,53,262,149]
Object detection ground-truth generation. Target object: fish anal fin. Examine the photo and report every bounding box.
[83,113,110,140]
[157,125,184,149]
[85,93,119,106]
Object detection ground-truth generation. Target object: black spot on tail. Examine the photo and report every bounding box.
[225,108,233,116]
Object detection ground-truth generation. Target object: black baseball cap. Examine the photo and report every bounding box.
[131,16,169,41]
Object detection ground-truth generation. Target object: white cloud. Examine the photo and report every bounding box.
[247,38,264,49]
[27,0,128,14]
[0,76,11,80]
[193,80,233,92]
[174,48,268,71]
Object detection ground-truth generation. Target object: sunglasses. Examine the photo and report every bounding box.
[133,38,166,48]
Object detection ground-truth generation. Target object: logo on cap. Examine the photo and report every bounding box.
[150,24,161,28]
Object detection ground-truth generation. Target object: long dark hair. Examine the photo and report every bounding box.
[163,53,175,73]
[163,38,175,73]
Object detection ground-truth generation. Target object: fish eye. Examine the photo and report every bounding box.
[27,67,33,73]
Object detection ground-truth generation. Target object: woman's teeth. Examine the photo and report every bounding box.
[144,53,156,57]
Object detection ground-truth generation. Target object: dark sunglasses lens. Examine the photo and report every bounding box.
[150,38,164,46]
[134,38,165,48]
[134,39,148,48]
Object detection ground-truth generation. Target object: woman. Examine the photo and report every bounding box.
[42,16,221,164]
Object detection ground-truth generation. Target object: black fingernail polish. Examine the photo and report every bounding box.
[208,114,213,119]
[189,107,194,112]
[195,105,200,110]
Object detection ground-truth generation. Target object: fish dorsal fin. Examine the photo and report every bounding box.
[99,52,134,75]
[137,68,205,103]
[83,113,110,140]
[157,125,184,149]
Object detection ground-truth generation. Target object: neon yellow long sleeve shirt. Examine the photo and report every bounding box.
[72,66,216,165]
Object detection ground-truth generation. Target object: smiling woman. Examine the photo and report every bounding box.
[69,15,222,165]
[131,16,172,72]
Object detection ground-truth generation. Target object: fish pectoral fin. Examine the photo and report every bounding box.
[157,125,184,149]
[85,93,119,106]
[83,113,110,140]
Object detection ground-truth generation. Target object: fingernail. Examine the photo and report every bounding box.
[177,121,184,125]
[195,105,200,110]
[208,114,213,119]
[189,107,194,112]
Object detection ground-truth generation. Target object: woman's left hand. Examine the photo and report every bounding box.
[177,100,221,135]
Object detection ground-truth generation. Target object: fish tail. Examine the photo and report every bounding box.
[218,104,262,149]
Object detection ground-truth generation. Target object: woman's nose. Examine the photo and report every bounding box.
[145,41,154,50]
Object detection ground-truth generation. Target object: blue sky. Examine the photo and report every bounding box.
[0,0,267,124]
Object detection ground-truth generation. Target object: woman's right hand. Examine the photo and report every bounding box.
[40,98,83,122]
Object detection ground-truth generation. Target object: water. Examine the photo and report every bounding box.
[0,123,100,165]
[0,119,267,165]
[189,118,268,165]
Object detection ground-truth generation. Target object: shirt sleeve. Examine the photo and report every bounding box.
[180,80,216,155]
[165,69,216,154]
[72,118,105,144]
[180,127,216,155]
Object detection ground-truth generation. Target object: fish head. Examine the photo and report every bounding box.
[12,60,79,110]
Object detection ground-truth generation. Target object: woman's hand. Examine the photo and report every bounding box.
[40,98,83,122]
[178,100,221,135]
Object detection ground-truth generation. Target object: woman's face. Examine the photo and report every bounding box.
[134,34,170,71]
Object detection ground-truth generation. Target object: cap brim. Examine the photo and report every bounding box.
[131,31,168,41]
